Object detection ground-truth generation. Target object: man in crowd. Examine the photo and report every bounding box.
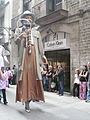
[11,65,17,85]
[57,65,65,96]
[86,62,90,102]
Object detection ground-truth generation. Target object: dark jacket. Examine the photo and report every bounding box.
[80,71,87,82]
[58,70,65,81]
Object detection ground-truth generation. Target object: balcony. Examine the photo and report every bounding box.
[32,0,68,26]
[32,0,47,20]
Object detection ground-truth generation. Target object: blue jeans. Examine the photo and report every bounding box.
[42,76,47,91]
[58,81,64,95]
[86,82,90,101]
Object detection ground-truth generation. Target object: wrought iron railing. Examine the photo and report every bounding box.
[32,0,47,20]
[32,0,64,20]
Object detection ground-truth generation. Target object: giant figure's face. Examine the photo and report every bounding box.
[25,15,33,24]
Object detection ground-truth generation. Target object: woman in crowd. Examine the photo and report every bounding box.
[51,66,58,92]
[0,67,8,104]
[79,65,88,100]
[73,69,80,98]
[46,65,53,92]
[6,67,13,86]
[11,65,17,85]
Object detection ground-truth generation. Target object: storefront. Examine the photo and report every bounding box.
[44,37,70,92]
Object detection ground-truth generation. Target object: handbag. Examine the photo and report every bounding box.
[51,82,56,89]
[8,75,13,79]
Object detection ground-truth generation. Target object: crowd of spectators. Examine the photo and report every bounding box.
[41,62,90,103]
[40,64,65,96]
[72,62,90,102]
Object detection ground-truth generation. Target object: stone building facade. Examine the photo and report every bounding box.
[11,0,90,92]
[0,0,12,66]
[10,0,23,67]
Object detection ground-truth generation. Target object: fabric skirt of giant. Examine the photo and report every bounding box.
[16,45,44,102]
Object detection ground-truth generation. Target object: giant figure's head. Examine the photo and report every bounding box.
[21,10,34,23]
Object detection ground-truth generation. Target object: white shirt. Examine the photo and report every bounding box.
[74,74,80,84]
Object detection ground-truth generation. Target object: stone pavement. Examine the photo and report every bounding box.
[0,85,90,120]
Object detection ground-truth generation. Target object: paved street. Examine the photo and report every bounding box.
[0,86,90,120]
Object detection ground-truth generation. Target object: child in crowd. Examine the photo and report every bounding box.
[0,67,8,105]
[73,69,80,98]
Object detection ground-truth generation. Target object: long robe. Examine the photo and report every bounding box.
[15,27,44,102]
[16,45,44,102]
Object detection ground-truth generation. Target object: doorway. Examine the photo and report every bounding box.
[45,49,70,92]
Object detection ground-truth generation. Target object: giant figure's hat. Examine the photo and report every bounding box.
[21,10,34,21]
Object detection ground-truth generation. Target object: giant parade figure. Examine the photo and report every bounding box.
[15,10,47,112]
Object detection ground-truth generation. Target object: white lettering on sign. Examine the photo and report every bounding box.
[45,39,66,51]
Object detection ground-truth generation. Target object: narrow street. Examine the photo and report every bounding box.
[0,85,90,120]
